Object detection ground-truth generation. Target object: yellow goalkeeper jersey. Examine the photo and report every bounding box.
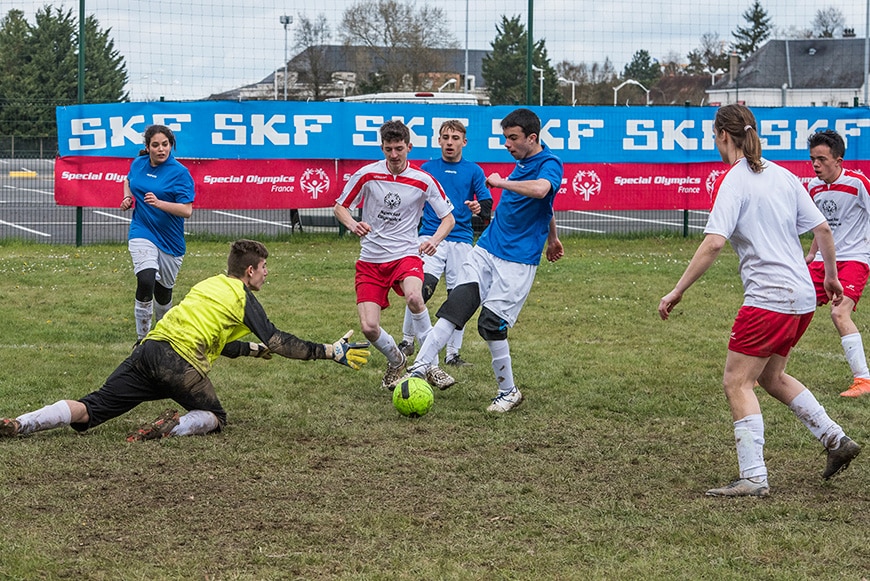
[146,274,252,376]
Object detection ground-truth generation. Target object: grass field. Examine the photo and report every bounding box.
[0,235,867,580]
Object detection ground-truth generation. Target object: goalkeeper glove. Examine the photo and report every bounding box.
[248,342,272,360]
[331,330,370,370]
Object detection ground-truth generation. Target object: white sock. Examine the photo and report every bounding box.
[410,308,432,347]
[401,306,414,344]
[488,339,515,395]
[788,389,845,449]
[154,299,172,323]
[447,328,465,359]
[371,328,403,367]
[134,299,153,340]
[16,400,73,435]
[733,414,767,480]
[841,333,870,379]
[412,318,453,373]
[170,410,219,437]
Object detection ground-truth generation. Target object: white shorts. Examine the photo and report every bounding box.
[420,237,473,290]
[457,245,536,327]
[128,238,183,288]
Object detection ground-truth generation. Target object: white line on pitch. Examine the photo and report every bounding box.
[211,210,294,228]
[0,219,51,237]
[557,225,606,234]
[568,210,706,229]
[93,210,132,222]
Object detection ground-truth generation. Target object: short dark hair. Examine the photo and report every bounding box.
[808,129,845,159]
[227,239,268,278]
[500,108,541,142]
[380,120,411,144]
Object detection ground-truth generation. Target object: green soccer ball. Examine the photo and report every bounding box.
[392,376,434,418]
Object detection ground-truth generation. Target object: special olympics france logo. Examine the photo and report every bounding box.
[299,168,330,200]
[571,170,602,202]
[705,170,726,199]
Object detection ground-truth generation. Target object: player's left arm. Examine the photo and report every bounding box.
[419,181,456,255]
[470,166,492,223]
[487,175,552,199]
[144,194,193,218]
[419,212,455,256]
[144,173,195,218]
[476,198,493,221]
[240,290,370,368]
[220,340,272,359]
[658,233,726,320]
[545,216,563,263]
[812,221,844,306]
[487,159,561,200]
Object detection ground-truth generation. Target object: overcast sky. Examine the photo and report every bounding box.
[8,0,868,101]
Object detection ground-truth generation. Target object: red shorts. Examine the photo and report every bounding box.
[355,256,424,309]
[728,306,814,358]
[809,260,868,307]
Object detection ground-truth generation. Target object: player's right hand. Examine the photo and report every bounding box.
[331,330,371,370]
[658,290,682,320]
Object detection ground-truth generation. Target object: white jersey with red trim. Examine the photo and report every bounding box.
[337,160,453,263]
[807,168,870,264]
[706,157,825,314]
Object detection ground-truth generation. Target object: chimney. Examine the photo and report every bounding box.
[729,53,740,83]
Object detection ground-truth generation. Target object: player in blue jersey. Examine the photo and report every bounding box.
[120,125,195,343]
[394,108,564,412]
[398,120,493,367]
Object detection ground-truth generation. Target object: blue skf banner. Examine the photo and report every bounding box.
[56,102,870,164]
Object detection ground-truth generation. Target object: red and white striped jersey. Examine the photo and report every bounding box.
[337,160,453,263]
[808,168,870,263]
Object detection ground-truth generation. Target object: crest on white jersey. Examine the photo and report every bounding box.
[384,192,401,209]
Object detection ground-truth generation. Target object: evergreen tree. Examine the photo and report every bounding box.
[0,10,34,133]
[731,0,773,59]
[622,50,661,88]
[482,15,561,106]
[0,6,127,136]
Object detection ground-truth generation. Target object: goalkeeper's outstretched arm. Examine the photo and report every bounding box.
[240,289,369,369]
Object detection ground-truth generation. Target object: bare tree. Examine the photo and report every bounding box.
[340,0,457,91]
[294,14,332,101]
[777,25,814,39]
[554,58,616,105]
[812,6,846,38]
[660,51,684,76]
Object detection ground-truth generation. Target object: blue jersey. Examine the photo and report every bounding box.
[419,157,491,244]
[477,144,563,265]
[127,152,195,257]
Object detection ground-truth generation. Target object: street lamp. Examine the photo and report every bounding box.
[531,65,544,106]
[612,79,650,106]
[438,79,457,92]
[703,67,725,85]
[557,76,575,106]
[280,15,293,100]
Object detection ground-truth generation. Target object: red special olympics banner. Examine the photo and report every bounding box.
[56,156,870,212]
